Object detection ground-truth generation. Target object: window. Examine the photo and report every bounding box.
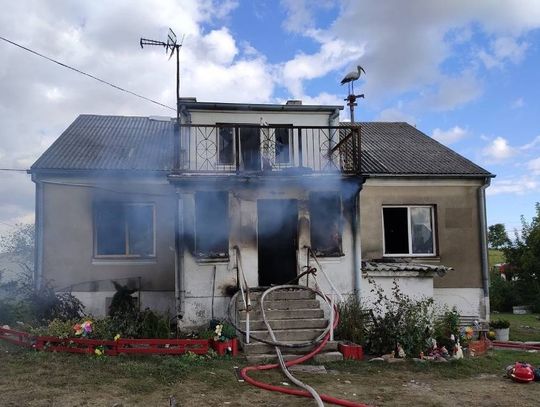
[383,206,435,256]
[274,127,291,164]
[94,202,155,257]
[218,127,234,165]
[195,191,229,258]
[309,192,343,256]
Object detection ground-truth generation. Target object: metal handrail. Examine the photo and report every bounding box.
[303,246,344,341]
[233,245,252,343]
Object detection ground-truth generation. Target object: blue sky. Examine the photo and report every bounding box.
[0,0,539,235]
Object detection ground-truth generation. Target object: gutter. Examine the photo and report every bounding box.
[178,100,343,113]
[478,177,491,321]
[33,177,44,290]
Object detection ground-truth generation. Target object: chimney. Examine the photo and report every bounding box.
[285,100,302,106]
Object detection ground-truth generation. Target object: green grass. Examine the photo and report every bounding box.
[488,249,505,269]
[491,312,540,342]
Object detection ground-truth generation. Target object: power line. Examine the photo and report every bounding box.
[0,35,176,112]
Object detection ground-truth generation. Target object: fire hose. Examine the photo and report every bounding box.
[228,284,369,406]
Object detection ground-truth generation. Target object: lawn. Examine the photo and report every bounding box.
[491,312,540,342]
[488,249,505,269]
[3,341,540,406]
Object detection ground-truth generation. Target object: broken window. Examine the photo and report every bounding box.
[218,126,234,165]
[195,191,229,259]
[94,202,155,257]
[275,127,291,164]
[309,192,343,256]
[383,206,435,256]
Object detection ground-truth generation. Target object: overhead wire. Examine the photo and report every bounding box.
[0,35,176,112]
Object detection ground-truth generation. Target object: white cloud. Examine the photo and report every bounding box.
[376,108,416,124]
[421,71,483,111]
[482,136,517,162]
[511,97,525,109]
[487,176,539,196]
[527,157,540,174]
[281,39,363,97]
[432,126,468,145]
[478,36,528,69]
[521,135,540,150]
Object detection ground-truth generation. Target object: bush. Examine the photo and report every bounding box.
[489,270,515,312]
[365,279,435,357]
[433,307,462,352]
[490,319,510,329]
[335,294,367,344]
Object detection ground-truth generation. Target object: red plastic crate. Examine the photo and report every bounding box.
[338,342,364,360]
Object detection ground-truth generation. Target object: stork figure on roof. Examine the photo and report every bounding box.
[341,65,365,95]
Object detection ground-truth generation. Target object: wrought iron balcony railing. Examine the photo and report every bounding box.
[176,124,360,175]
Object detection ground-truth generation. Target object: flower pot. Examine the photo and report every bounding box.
[468,339,487,356]
[211,338,238,356]
[338,342,364,360]
[495,328,510,341]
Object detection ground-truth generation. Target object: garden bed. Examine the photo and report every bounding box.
[1,326,211,356]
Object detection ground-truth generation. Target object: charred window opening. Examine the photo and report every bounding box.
[94,203,155,257]
[383,206,435,256]
[218,127,234,165]
[195,191,229,259]
[275,127,291,164]
[309,192,343,257]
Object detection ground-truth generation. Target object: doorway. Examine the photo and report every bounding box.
[240,127,261,171]
[257,199,298,286]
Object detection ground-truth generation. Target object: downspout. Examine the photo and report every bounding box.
[478,177,491,321]
[351,191,362,301]
[33,176,44,290]
[174,104,192,323]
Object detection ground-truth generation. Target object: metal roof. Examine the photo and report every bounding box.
[31,115,492,177]
[31,115,174,172]
[357,122,492,177]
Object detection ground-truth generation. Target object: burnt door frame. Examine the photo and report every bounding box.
[257,199,298,286]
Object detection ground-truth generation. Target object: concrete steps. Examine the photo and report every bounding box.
[236,287,341,362]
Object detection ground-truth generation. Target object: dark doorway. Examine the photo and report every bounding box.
[258,199,298,286]
[240,127,261,171]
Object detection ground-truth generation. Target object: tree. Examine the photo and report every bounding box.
[503,203,540,311]
[488,223,510,250]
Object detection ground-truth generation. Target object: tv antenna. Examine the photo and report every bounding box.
[140,28,184,117]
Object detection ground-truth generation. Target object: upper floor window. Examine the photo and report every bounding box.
[383,206,435,256]
[310,192,343,257]
[218,127,234,165]
[94,202,155,258]
[195,191,229,259]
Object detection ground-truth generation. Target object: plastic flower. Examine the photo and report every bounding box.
[73,323,83,336]
[114,334,121,341]
[464,326,474,339]
[214,324,223,341]
[95,347,103,356]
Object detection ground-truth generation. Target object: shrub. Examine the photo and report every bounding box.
[365,279,435,357]
[335,294,367,344]
[490,319,510,329]
[137,309,170,339]
[108,281,138,317]
[433,307,462,352]
[489,270,515,312]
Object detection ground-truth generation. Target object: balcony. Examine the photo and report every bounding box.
[175,124,361,175]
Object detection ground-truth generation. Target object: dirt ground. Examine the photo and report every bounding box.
[2,342,540,406]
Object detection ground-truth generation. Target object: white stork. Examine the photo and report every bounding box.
[341,65,365,94]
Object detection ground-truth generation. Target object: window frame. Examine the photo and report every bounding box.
[93,202,156,259]
[381,205,437,257]
[309,191,344,258]
[217,125,235,167]
[194,191,230,260]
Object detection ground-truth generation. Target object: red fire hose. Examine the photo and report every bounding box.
[239,303,370,407]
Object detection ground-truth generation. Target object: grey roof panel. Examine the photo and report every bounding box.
[31,115,174,171]
[356,122,491,176]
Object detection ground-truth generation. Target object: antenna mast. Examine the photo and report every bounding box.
[140,28,184,117]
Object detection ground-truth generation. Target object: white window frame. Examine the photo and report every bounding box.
[382,205,436,257]
[94,202,156,259]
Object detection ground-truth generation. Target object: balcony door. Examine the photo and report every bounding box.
[257,199,298,286]
[240,126,261,171]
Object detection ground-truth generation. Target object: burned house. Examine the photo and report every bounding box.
[29,99,493,326]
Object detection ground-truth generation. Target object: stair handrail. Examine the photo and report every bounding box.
[304,246,344,303]
[233,245,252,343]
[303,246,344,341]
